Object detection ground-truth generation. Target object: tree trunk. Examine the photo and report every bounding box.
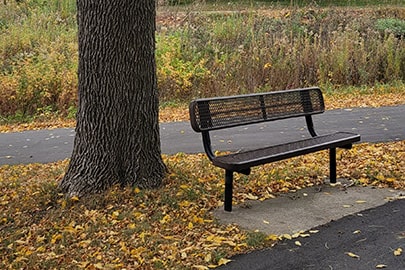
[59,0,166,196]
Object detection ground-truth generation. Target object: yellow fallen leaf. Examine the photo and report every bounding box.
[160,214,171,224]
[346,252,360,259]
[394,248,402,256]
[295,241,302,246]
[376,174,385,181]
[192,266,208,270]
[36,246,46,252]
[93,263,105,269]
[282,234,292,240]
[266,234,278,241]
[217,258,232,266]
[246,193,258,200]
[51,234,63,244]
[353,230,361,234]
[63,226,77,234]
[223,240,236,247]
[376,264,387,268]
[343,205,352,208]
[356,200,367,204]
[292,232,301,238]
[263,220,270,224]
[385,178,395,183]
[77,261,90,268]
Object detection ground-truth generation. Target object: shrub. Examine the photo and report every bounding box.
[156,33,210,101]
[376,18,405,39]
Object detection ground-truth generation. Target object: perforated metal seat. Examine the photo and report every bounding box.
[212,132,360,172]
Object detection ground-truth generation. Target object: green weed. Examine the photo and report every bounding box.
[246,231,268,247]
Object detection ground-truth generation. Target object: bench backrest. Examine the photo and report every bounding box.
[189,87,325,132]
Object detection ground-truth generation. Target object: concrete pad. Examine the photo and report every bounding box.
[214,179,403,236]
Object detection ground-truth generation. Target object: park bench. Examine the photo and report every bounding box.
[189,87,361,212]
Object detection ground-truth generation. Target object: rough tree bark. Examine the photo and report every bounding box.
[59,0,166,196]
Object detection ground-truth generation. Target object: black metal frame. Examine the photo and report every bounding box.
[189,87,361,212]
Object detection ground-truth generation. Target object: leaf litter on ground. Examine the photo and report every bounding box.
[0,140,404,269]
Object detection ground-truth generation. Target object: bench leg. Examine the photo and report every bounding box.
[224,170,233,212]
[330,148,336,184]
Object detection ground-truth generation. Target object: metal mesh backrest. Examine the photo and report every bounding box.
[189,87,325,132]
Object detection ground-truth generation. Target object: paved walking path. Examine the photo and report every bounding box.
[1,105,404,269]
[1,105,404,165]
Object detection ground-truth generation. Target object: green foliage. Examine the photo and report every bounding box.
[156,33,210,101]
[376,18,405,38]
[246,231,268,247]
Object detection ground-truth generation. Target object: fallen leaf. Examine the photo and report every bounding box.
[192,266,208,270]
[295,241,302,246]
[356,200,367,204]
[51,234,63,244]
[217,258,232,266]
[376,264,387,268]
[266,234,278,241]
[346,252,360,259]
[394,248,402,256]
[246,193,258,200]
[281,234,292,240]
[93,263,105,269]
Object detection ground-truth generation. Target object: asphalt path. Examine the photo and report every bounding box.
[219,199,405,270]
[0,105,404,165]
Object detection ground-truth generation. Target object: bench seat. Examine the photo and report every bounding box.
[212,132,360,172]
